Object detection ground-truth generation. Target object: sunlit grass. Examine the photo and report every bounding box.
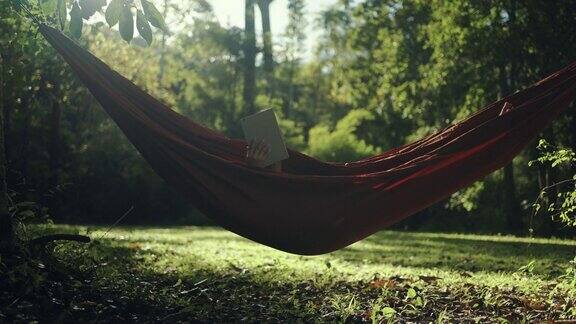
[36,225,576,321]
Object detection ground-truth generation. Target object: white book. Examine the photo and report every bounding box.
[241,108,289,167]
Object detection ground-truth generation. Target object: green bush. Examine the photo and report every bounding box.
[530,139,576,227]
[278,118,306,151]
[307,109,380,162]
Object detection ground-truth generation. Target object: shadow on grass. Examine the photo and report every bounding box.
[43,235,574,323]
[54,241,345,322]
[333,231,575,277]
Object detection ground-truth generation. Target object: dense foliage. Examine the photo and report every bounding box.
[1,0,575,236]
[531,140,576,228]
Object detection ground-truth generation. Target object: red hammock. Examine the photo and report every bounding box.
[40,24,576,255]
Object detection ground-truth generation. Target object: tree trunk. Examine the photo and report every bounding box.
[257,0,274,92]
[537,129,560,236]
[49,98,62,188]
[498,62,523,233]
[502,163,523,232]
[158,0,169,85]
[0,54,14,252]
[243,0,257,115]
[2,81,11,166]
[286,60,295,118]
[498,1,524,233]
[571,102,576,176]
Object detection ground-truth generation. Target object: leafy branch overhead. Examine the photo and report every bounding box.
[40,0,167,45]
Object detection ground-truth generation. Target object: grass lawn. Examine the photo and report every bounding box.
[6,225,576,322]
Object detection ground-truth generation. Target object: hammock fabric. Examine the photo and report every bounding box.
[39,24,576,255]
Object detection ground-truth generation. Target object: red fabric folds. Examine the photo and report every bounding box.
[39,25,576,255]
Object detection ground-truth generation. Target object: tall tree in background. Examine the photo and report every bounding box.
[283,0,306,118]
[0,0,18,251]
[157,0,170,85]
[0,52,13,252]
[498,0,523,233]
[48,84,62,188]
[257,0,274,92]
[243,0,257,114]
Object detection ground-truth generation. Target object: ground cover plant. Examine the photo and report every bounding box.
[2,225,575,322]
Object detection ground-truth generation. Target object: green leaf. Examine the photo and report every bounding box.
[382,307,396,319]
[406,287,417,299]
[105,0,122,27]
[414,296,423,307]
[141,0,167,32]
[57,0,67,30]
[79,0,106,19]
[136,10,153,45]
[69,1,83,39]
[119,5,134,43]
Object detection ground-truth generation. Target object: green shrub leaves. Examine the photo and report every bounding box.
[79,0,105,19]
[104,0,122,27]
[56,0,166,45]
[69,1,83,39]
[119,5,134,42]
[136,9,153,45]
[141,0,166,32]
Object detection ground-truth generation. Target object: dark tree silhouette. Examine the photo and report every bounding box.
[243,0,257,114]
[258,0,274,82]
[0,53,14,252]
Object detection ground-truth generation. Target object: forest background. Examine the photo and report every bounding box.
[1,0,575,237]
